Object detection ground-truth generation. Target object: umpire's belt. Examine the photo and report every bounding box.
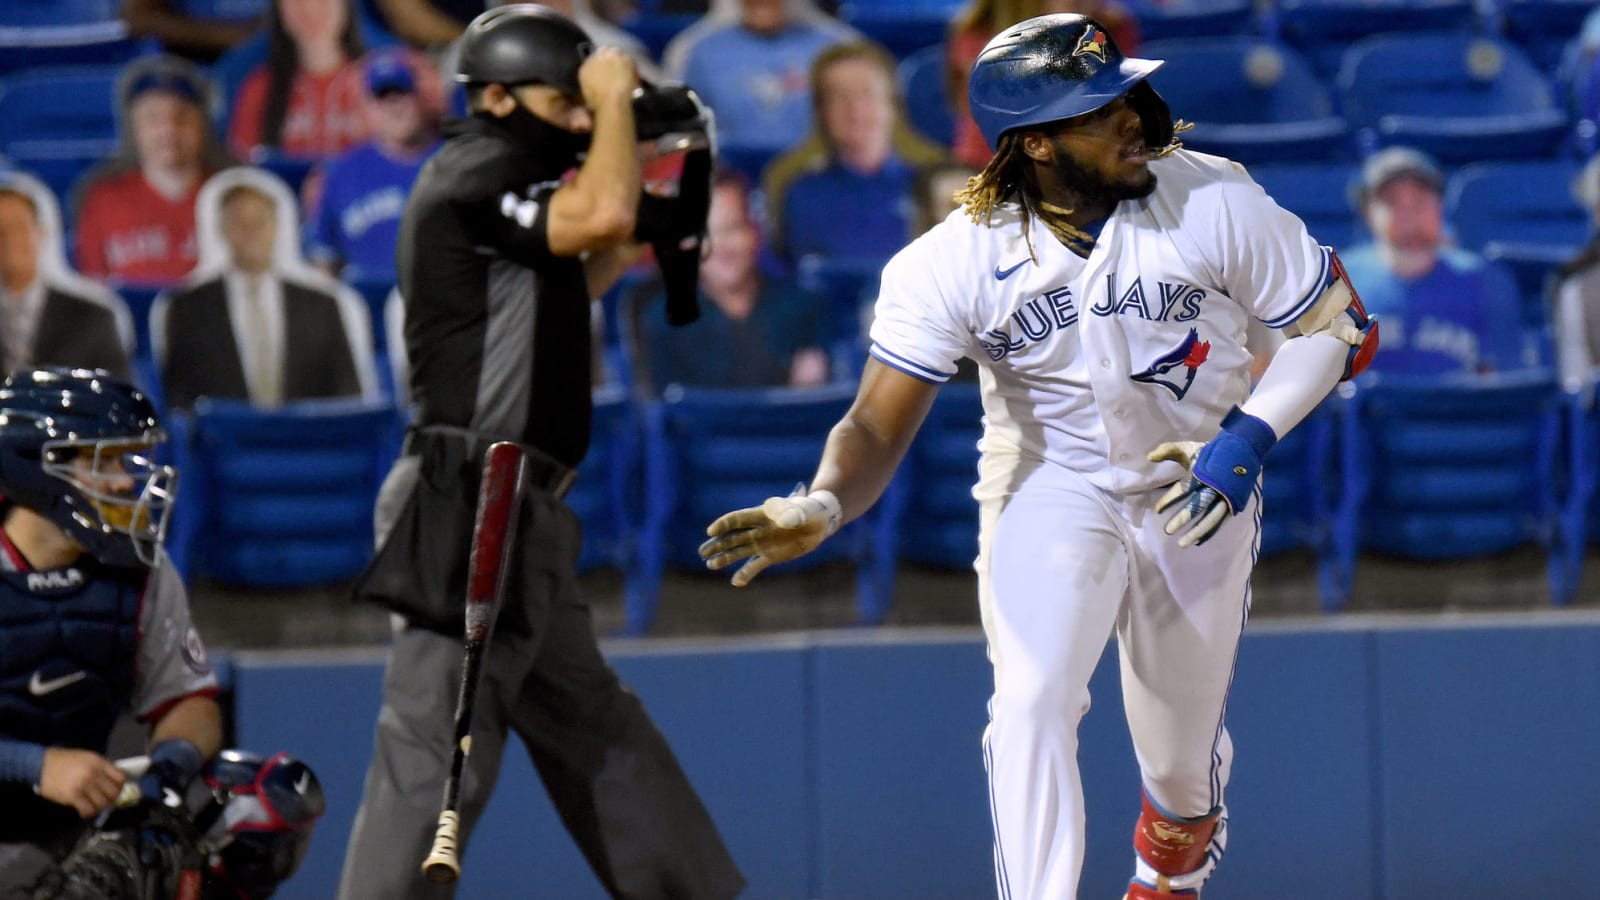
[403,424,578,499]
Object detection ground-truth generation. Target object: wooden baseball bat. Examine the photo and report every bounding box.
[422,441,527,885]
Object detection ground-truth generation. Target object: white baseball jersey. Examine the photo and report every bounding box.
[869,149,1330,493]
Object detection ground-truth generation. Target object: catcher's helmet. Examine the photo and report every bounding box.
[199,750,326,900]
[968,13,1170,151]
[455,4,593,94]
[0,367,175,568]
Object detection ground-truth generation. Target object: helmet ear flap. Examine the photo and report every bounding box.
[1126,81,1173,151]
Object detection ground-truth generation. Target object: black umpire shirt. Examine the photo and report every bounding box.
[397,114,592,468]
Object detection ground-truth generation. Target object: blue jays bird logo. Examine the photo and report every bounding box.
[1132,328,1210,400]
[1073,27,1108,63]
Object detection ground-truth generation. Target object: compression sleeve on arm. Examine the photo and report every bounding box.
[1240,332,1347,438]
[0,739,45,786]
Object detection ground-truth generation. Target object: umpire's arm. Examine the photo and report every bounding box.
[543,51,641,257]
[474,50,642,267]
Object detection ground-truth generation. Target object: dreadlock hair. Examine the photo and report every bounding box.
[953,131,1098,258]
[953,116,1189,258]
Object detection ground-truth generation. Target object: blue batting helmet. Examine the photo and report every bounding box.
[968,14,1171,151]
[0,368,175,568]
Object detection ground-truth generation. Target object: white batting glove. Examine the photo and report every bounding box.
[699,486,842,587]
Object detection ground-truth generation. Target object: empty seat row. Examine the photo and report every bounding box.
[900,32,1588,168]
[158,371,1600,631]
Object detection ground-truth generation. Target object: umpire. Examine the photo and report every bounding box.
[337,6,743,899]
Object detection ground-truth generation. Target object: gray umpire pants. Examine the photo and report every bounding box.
[337,465,744,900]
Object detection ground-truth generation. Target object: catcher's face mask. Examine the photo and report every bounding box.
[44,434,176,568]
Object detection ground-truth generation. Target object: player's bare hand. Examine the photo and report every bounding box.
[39,748,126,818]
[700,490,842,587]
[577,48,639,108]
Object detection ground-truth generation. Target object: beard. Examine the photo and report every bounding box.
[1048,150,1157,210]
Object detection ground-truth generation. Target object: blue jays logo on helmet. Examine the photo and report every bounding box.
[966,13,1167,151]
[1072,26,1108,63]
[1132,328,1210,400]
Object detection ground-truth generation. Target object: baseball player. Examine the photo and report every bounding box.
[698,14,1377,899]
[0,367,222,892]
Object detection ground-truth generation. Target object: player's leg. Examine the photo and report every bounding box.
[336,618,511,900]
[976,457,1134,900]
[503,498,744,900]
[1115,484,1261,897]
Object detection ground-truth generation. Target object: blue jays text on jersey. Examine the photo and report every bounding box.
[979,274,1211,362]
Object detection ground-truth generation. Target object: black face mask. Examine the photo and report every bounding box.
[481,99,591,173]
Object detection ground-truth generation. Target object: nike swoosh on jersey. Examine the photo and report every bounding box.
[994,259,1029,280]
[295,771,311,794]
[29,670,86,696]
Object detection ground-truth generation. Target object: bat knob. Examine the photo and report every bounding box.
[422,810,462,884]
[423,860,460,886]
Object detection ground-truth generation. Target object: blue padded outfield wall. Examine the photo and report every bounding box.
[232,613,1600,900]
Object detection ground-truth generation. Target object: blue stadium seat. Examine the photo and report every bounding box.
[1126,0,1256,41]
[344,273,397,359]
[618,11,699,61]
[1325,371,1570,607]
[1445,159,1589,305]
[1258,400,1336,567]
[637,383,892,633]
[1336,33,1568,162]
[0,35,148,79]
[342,274,400,399]
[1561,381,1600,600]
[1497,0,1594,73]
[253,150,317,197]
[1557,36,1598,154]
[1278,0,1480,77]
[1,0,120,27]
[173,0,268,20]
[717,145,780,187]
[0,65,122,215]
[891,382,982,570]
[3,146,106,218]
[118,284,163,363]
[570,386,642,582]
[168,398,405,588]
[838,0,962,58]
[1245,161,1364,251]
[899,44,953,147]
[796,254,881,351]
[1143,37,1348,164]
[0,0,141,77]
[0,64,120,149]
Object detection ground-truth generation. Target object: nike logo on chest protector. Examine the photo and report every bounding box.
[29,670,86,696]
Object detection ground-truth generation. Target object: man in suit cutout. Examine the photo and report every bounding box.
[153,165,378,411]
[0,173,134,378]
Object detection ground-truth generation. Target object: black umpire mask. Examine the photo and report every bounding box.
[483,97,592,169]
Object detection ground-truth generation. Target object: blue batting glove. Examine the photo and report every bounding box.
[1149,407,1277,548]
